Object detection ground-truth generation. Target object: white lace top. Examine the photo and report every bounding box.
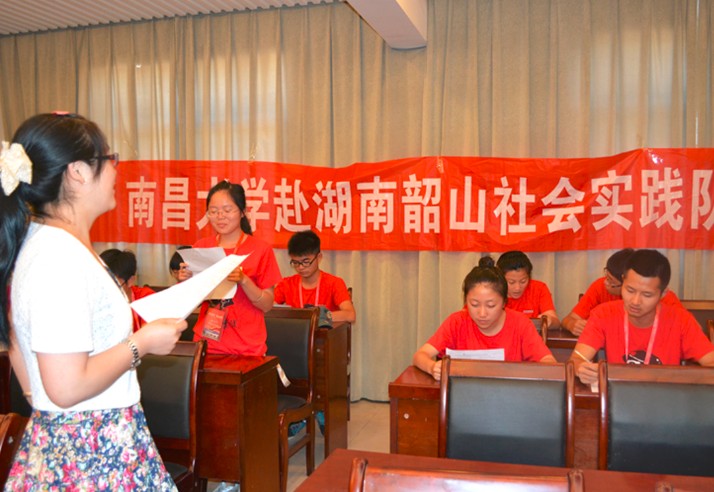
[11,223,139,411]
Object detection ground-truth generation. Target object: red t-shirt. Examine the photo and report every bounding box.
[192,234,282,356]
[578,300,714,365]
[427,308,552,362]
[273,271,350,311]
[573,277,682,319]
[130,285,155,332]
[505,279,556,318]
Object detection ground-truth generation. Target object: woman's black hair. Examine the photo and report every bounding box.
[462,256,508,303]
[496,250,533,276]
[0,113,108,346]
[169,245,191,272]
[99,249,137,283]
[206,180,253,235]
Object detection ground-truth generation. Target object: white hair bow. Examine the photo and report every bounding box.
[0,140,32,195]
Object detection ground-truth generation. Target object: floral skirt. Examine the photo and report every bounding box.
[4,403,176,491]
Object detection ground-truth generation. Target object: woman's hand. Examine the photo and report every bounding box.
[176,263,192,282]
[226,266,246,284]
[132,318,186,356]
[431,360,443,381]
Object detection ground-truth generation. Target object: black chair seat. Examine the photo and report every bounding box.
[278,394,308,413]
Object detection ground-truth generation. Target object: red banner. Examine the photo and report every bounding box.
[91,149,714,252]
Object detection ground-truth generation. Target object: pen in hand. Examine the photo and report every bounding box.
[573,348,591,362]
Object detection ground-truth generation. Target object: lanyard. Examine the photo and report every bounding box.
[299,272,321,308]
[216,232,247,253]
[624,305,659,364]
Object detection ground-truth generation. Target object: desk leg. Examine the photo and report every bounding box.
[322,326,349,459]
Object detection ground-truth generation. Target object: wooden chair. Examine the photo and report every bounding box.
[347,457,584,492]
[0,412,27,484]
[265,307,318,492]
[439,357,575,467]
[680,299,714,340]
[598,362,714,476]
[531,315,549,343]
[137,340,205,491]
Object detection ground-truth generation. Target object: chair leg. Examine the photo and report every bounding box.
[306,412,315,475]
[278,414,289,492]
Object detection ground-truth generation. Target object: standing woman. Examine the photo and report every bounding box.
[179,180,281,356]
[496,250,561,330]
[412,257,555,381]
[0,113,185,489]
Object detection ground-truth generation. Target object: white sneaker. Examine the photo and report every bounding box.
[214,482,240,492]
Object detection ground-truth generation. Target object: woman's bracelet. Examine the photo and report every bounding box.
[124,338,142,370]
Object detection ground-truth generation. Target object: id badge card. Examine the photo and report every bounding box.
[202,307,227,341]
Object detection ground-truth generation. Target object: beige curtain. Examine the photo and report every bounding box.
[0,0,712,401]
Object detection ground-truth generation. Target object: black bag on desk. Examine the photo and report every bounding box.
[305,304,332,328]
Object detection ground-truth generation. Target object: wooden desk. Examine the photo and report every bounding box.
[314,323,350,459]
[389,365,598,467]
[295,449,714,492]
[547,327,578,361]
[197,355,280,492]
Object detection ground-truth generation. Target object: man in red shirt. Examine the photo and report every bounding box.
[274,230,356,324]
[570,249,714,385]
[562,248,681,336]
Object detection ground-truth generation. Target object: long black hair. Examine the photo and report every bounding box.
[206,180,253,235]
[462,256,508,304]
[0,113,108,345]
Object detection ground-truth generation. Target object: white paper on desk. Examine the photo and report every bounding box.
[590,381,599,393]
[130,254,247,322]
[178,247,239,299]
[446,348,505,361]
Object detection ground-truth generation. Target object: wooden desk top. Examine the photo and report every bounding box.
[200,354,278,383]
[547,327,579,346]
[296,449,714,492]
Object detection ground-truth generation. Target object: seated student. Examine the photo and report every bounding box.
[169,245,191,282]
[562,248,682,336]
[570,249,714,385]
[496,250,561,329]
[413,256,556,381]
[99,248,155,332]
[274,230,356,324]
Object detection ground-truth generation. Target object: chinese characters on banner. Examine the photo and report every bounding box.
[90,149,714,252]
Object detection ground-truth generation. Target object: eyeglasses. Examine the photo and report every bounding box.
[603,269,622,289]
[207,207,240,218]
[94,152,120,168]
[289,254,319,269]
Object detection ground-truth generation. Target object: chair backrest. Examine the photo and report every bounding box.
[0,412,26,484]
[137,340,205,473]
[265,307,318,399]
[531,315,549,343]
[598,362,714,476]
[348,457,583,492]
[439,357,575,468]
[679,299,714,337]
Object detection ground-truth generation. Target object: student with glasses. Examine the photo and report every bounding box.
[177,180,281,358]
[562,248,682,336]
[274,230,356,324]
[0,113,184,489]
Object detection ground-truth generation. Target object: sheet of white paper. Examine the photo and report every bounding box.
[445,348,505,361]
[130,254,248,322]
[178,247,238,299]
[590,381,599,393]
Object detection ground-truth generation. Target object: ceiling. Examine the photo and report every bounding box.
[0,0,341,37]
[0,0,427,49]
